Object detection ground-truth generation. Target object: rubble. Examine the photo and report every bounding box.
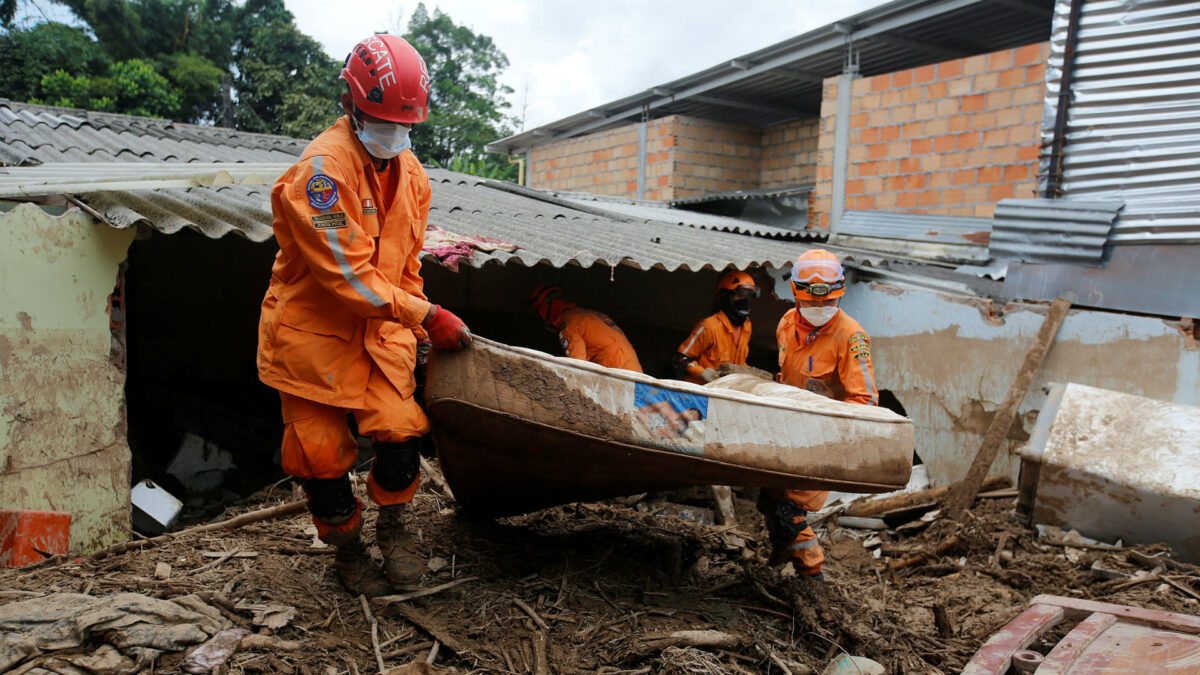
[3,468,1198,673]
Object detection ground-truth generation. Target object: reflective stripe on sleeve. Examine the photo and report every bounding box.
[860,354,878,406]
[789,539,819,550]
[681,325,706,354]
[312,156,386,309]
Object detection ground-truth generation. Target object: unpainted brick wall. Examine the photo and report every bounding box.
[527,115,820,201]
[811,42,1048,229]
[528,119,674,200]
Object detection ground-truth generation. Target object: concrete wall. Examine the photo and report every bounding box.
[0,204,135,553]
[813,42,1048,229]
[837,282,1200,487]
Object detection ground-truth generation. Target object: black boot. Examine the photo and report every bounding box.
[376,504,424,586]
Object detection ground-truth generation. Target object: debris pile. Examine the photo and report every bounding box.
[2,467,1198,674]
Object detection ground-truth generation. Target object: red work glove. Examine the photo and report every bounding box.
[422,305,471,351]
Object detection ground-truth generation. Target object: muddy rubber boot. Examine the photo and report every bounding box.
[334,539,391,597]
[376,504,423,586]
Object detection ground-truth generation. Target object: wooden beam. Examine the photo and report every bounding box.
[945,297,1071,518]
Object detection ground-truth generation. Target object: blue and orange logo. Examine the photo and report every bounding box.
[306,174,338,210]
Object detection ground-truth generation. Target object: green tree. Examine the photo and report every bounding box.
[0,22,111,104]
[403,3,517,180]
[233,17,340,138]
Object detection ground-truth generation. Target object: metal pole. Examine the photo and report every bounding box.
[1044,0,1086,199]
[636,105,648,199]
[830,45,858,232]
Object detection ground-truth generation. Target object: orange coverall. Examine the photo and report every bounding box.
[770,307,878,576]
[258,116,433,535]
[676,311,751,384]
[558,306,643,373]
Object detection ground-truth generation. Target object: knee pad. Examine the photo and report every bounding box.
[303,476,357,523]
[772,500,809,543]
[372,439,422,493]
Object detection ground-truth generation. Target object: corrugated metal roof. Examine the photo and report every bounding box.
[0,162,290,198]
[552,191,813,239]
[670,184,813,205]
[489,0,1054,152]
[830,210,992,264]
[1042,0,1200,245]
[990,198,1123,264]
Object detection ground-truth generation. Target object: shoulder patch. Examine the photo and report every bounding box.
[306,173,339,210]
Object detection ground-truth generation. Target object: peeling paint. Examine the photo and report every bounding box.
[840,282,1200,487]
[0,204,135,553]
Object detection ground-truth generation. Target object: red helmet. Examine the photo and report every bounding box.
[791,249,846,301]
[528,283,563,322]
[716,269,758,296]
[341,34,430,123]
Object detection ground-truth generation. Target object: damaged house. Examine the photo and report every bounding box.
[1,0,1198,565]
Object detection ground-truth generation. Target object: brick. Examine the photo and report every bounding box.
[998,68,1025,89]
[857,127,879,144]
[963,54,988,75]
[858,161,880,176]
[914,102,937,120]
[939,60,963,79]
[1014,43,1043,66]
[846,178,865,194]
[945,77,972,97]
[989,183,1015,201]
[878,159,898,174]
[1024,104,1045,124]
[906,173,928,189]
[849,145,868,162]
[993,146,1019,164]
[963,185,989,203]
[0,510,70,568]
[851,78,871,96]
[917,190,939,207]
[957,132,981,149]
[989,50,1013,71]
[971,111,998,130]
[914,64,937,84]
[995,107,1024,127]
[960,95,985,113]
[1018,144,1041,162]
[948,114,971,133]
[910,138,932,154]
[902,121,924,138]
[976,165,1002,183]
[887,140,909,158]
[933,135,956,152]
[867,143,887,160]
[662,136,676,148]
[879,125,901,142]
[920,154,943,171]
[1026,64,1047,84]
[657,175,668,187]
[897,192,918,208]
[966,148,991,166]
[875,192,899,209]
[871,74,891,92]
[1013,84,1043,105]
[886,175,907,191]
[855,195,876,210]
[904,86,926,104]
[1009,124,1037,145]
[891,106,914,124]
[1004,164,1030,182]
[925,81,948,99]
[953,169,976,185]
[983,128,1008,147]
[892,69,913,88]
[975,72,1000,91]
[930,171,952,188]
[899,157,920,173]
[880,90,903,109]
[869,110,891,126]
[864,177,884,193]
[942,151,968,169]
[935,99,960,117]
[986,90,1013,110]
[941,188,964,205]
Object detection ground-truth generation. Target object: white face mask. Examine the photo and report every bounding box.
[355,121,412,159]
[799,305,839,326]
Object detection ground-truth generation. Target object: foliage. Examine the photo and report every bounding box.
[32,59,180,117]
[403,3,517,181]
[0,22,111,104]
[233,17,340,138]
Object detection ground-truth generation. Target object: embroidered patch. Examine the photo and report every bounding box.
[310,212,348,229]
[306,174,338,209]
[362,198,378,215]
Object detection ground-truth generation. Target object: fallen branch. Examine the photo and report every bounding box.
[844,476,1010,518]
[513,597,549,631]
[886,535,961,571]
[420,457,454,499]
[640,630,745,652]
[359,594,386,674]
[241,634,304,651]
[375,576,477,604]
[179,548,241,578]
[391,603,494,668]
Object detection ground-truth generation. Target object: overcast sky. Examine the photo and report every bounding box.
[288,0,889,133]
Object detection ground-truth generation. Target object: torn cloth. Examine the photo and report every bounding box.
[0,592,230,674]
[423,224,519,271]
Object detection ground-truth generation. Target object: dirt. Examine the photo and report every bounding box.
[3,474,1199,675]
[487,349,629,439]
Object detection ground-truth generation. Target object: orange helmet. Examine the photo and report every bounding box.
[716,269,759,297]
[528,283,563,322]
[341,35,430,123]
[791,249,845,301]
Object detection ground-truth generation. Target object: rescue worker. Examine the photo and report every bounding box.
[528,283,643,372]
[673,270,758,384]
[761,249,877,581]
[257,34,471,597]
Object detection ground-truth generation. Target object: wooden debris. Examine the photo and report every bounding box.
[933,604,954,638]
[844,476,1010,518]
[512,597,549,631]
[886,535,961,570]
[639,630,745,652]
[532,631,549,675]
[945,296,1071,518]
[375,576,477,604]
[360,594,387,674]
[391,603,495,668]
[419,457,454,499]
[711,486,738,527]
[835,516,887,530]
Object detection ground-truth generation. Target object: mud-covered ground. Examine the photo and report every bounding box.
[4,465,1198,674]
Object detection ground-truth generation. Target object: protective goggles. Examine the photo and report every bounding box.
[792,279,845,297]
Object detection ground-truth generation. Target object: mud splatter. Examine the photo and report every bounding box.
[486,350,628,440]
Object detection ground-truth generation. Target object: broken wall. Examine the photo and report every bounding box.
[836,282,1200,487]
[0,204,136,553]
